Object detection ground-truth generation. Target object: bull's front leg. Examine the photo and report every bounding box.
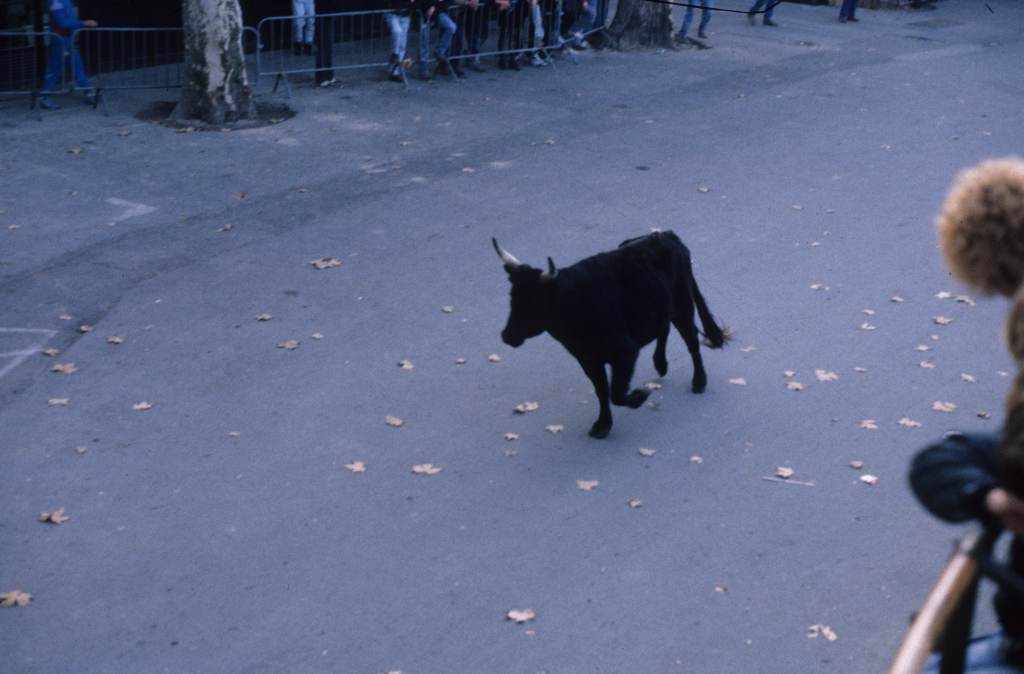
[580,359,613,438]
[653,327,669,377]
[610,348,649,409]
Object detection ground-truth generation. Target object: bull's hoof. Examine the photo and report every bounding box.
[654,356,668,377]
[691,378,707,394]
[589,421,611,439]
[625,389,650,409]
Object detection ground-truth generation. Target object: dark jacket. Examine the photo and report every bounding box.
[910,433,1024,639]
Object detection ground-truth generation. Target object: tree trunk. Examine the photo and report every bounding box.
[608,0,674,49]
[175,0,254,126]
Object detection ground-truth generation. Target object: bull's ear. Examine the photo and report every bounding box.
[492,237,522,271]
[541,256,558,282]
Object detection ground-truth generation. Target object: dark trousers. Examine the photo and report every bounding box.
[315,15,335,83]
[839,0,858,18]
[464,1,491,53]
[497,2,525,53]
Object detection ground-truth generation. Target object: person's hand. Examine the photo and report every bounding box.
[469,0,479,8]
[987,488,1024,534]
[84,19,98,27]
[582,0,589,8]
[426,5,435,18]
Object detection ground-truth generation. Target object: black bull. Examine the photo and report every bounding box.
[494,231,726,438]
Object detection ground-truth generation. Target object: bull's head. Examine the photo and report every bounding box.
[493,238,557,348]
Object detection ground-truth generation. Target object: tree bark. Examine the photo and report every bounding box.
[608,0,674,49]
[175,0,254,125]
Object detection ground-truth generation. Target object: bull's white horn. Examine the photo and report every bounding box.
[492,238,521,269]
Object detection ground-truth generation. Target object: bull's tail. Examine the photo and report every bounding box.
[692,277,728,349]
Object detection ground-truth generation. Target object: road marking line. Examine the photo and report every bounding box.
[106,197,157,222]
[0,328,57,381]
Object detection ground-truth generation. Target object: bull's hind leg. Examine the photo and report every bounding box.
[610,349,650,409]
[653,327,669,377]
[581,360,613,439]
[673,315,707,393]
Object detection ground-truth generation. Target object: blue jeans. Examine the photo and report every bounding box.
[42,35,90,92]
[292,0,315,44]
[749,0,774,20]
[839,0,857,18]
[923,633,1024,674]
[680,0,711,36]
[385,13,410,62]
[418,11,456,63]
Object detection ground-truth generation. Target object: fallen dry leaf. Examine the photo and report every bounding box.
[960,373,976,383]
[715,585,728,593]
[860,474,880,486]
[808,624,838,641]
[859,419,879,430]
[50,362,78,375]
[513,401,539,414]
[775,466,795,479]
[919,360,936,369]
[914,344,931,352]
[977,411,992,419]
[384,416,404,427]
[689,455,704,464]
[441,305,455,314]
[74,446,88,455]
[42,348,60,357]
[728,378,747,386]
[232,191,247,200]
[344,461,366,473]
[455,357,466,365]
[507,608,535,624]
[638,448,657,457]
[228,431,241,437]
[576,479,599,491]
[644,381,663,390]
[132,401,153,411]
[697,186,710,193]
[106,335,125,345]
[854,367,867,373]
[862,309,876,316]
[932,401,957,413]
[78,324,92,333]
[277,339,300,350]
[488,354,502,363]
[48,398,69,406]
[545,424,564,434]
[218,223,233,232]
[955,295,976,306]
[38,507,69,524]
[311,332,323,340]
[58,314,72,321]
[0,590,32,608]
[935,291,953,299]
[504,432,520,441]
[891,296,905,303]
[310,257,342,270]
[786,381,804,391]
[115,130,131,137]
[739,346,757,353]
[898,417,923,429]
[627,498,643,509]
[860,323,877,331]
[412,463,441,475]
[815,370,839,382]
[810,283,829,291]
[849,460,864,470]
[934,316,953,325]
[398,359,415,370]
[68,147,82,156]
[255,314,272,322]
[783,370,796,378]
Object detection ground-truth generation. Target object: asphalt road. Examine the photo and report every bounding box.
[2,2,1023,672]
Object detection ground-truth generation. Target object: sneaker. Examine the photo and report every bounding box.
[847,16,859,21]
[674,31,687,40]
[318,77,337,87]
[39,96,59,110]
[531,53,547,67]
[451,59,466,78]
[747,11,755,25]
[293,44,302,56]
[389,66,403,83]
[763,18,778,26]
[470,55,485,72]
[697,31,708,39]
[574,38,590,50]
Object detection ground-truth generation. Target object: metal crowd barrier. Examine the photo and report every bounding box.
[0,31,65,108]
[256,9,410,94]
[73,27,185,93]
[444,0,572,70]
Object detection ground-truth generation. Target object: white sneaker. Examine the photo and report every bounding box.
[319,77,337,87]
[531,53,548,67]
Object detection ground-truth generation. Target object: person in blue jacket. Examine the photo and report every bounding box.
[40,0,98,109]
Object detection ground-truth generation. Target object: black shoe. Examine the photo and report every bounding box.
[697,31,708,39]
[451,60,466,78]
[303,43,313,55]
[293,44,302,55]
[763,18,778,26]
[508,56,521,71]
[497,56,508,69]
[847,16,859,21]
